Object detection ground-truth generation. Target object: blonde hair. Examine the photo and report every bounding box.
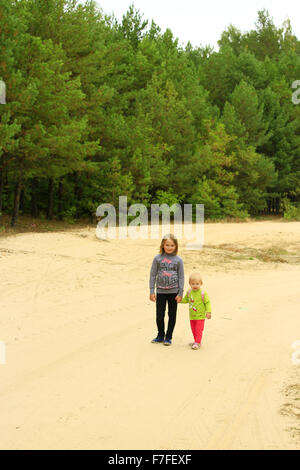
[189,272,203,283]
[159,233,178,255]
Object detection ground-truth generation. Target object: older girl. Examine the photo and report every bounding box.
[149,234,184,346]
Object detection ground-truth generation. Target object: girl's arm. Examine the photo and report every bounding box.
[149,257,158,295]
[181,291,190,304]
[204,292,212,317]
[178,258,184,297]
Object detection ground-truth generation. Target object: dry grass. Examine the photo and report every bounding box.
[200,243,300,266]
[280,371,300,442]
[0,214,94,238]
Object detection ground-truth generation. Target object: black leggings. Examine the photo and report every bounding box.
[156,293,178,340]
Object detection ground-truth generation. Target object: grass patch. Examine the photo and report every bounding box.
[0,214,94,238]
[203,243,300,265]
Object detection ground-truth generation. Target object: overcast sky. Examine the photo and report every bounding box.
[94,0,300,50]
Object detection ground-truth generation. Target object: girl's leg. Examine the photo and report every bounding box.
[190,320,196,342]
[193,319,205,344]
[156,294,167,338]
[165,293,178,340]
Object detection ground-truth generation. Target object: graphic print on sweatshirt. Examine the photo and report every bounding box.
[189,295,197,312]
[157,257,179,290]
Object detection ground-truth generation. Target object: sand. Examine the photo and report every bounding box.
[0,220,299,450]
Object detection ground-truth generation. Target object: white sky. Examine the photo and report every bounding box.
[94,0,300,50]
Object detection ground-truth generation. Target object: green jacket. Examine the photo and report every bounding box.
[181,289,212,320]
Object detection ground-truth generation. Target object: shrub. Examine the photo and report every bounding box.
[283,199,300,221]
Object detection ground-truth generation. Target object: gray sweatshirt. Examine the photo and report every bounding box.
[149,253,184,296]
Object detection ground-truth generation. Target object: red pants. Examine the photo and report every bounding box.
[190,319,205,344]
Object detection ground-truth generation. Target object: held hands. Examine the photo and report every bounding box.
[150,294,182,303]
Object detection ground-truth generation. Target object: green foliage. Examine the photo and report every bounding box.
[190,178,248,220]
[152,190,182,206]
[63,205,77,224]
[283,200,300,221]
[0,1,299,224]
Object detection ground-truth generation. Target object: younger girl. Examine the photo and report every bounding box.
[181,273,212,350]
[149,234,184,346]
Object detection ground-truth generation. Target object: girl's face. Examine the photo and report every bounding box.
[190,278,203,290]
[163,239,176,255]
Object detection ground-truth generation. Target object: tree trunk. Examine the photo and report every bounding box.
[47,177,54,220]
[74,171,81,218]
[275,197,280,215]
[31,177,40,218]
[11,176,23,227]
[0,154,4,214]
[58,177,63,221]
[74,171,80,199]
[20,188,25,212]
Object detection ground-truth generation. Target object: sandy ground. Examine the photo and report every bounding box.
[0,220,299,450]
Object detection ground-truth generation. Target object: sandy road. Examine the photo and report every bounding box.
[0,222,299,449]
